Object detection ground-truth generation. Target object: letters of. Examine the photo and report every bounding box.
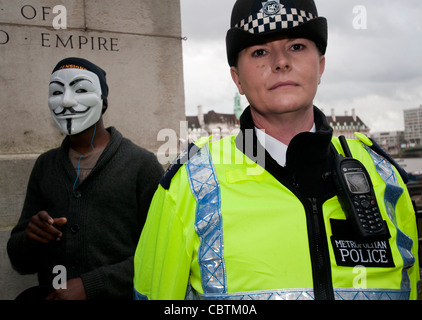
[1,5,120,52]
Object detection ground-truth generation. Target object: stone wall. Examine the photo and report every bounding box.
[0,0,184,299]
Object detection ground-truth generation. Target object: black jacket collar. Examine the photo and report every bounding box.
[235,106,335,199]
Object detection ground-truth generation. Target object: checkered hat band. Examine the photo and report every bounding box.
[235,8,315,34]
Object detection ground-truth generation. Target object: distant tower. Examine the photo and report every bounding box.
[197,105,205,128]
[234,92,243,120]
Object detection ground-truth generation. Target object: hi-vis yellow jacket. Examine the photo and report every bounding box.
[134,112,420,300]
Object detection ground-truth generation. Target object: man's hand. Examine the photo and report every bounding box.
[26,211,67,244]
[45,278,87,300]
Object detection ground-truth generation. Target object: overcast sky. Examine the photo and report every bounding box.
[180,0,422,133]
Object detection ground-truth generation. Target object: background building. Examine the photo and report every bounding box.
[187,106,372,143]
[325,109,370,139]
[371,131,405,155]
[187,105,240,143]
[404,105,422,145]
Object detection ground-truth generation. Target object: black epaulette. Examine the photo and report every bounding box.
[160,143,201,190]
[369,138,409,184]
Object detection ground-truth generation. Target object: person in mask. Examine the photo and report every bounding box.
[7,57,164,300]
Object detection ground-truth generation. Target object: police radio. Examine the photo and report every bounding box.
[333,136,389,240]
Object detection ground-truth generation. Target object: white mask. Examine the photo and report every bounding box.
[48,69,103,135]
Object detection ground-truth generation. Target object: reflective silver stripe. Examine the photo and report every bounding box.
[334,288,410,300]
[200,289,315,300]
[364,145,414,297]
[191,288,408,300]
[186,144,227,294]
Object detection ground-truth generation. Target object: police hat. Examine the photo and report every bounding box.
[226,0,328,66]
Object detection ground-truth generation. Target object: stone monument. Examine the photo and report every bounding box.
[0,0,185,299]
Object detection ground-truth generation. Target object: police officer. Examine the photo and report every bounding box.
[134,0,420,300]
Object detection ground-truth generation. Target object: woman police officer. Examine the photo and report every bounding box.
[134,0,420,300]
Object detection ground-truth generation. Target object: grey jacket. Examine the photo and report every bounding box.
[7,127,164,299]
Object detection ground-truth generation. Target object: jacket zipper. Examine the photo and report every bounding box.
[244,142,336,299]
[274,169,335,300]
[307,197,335,300]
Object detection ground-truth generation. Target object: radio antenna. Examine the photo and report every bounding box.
[339,136,353,158]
